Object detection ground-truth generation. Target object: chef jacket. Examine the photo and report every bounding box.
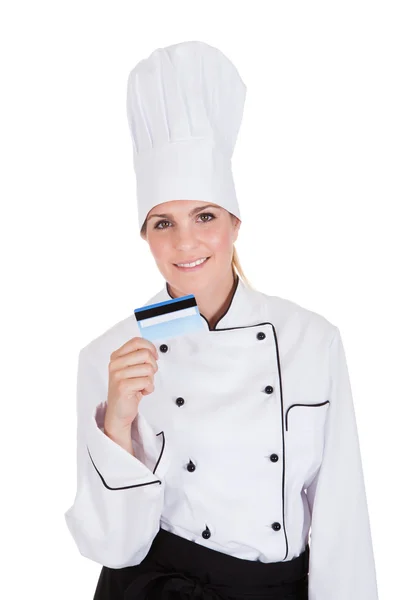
[64,276,379,599]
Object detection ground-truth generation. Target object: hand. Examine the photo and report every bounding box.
[105,336,159,433]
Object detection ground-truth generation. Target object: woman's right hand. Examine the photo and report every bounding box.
[105,336,159,434]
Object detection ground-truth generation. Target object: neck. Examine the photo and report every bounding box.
[167,271,239,330]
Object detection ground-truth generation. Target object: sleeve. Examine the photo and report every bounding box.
[63,347,171,568]
[305,326,379,599]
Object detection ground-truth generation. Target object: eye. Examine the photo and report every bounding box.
[198,212,215,223]
[154,219,170,230]
[154,212,216,230]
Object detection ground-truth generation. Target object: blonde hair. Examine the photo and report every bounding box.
[140,210,253,289]
[231,243,253,289]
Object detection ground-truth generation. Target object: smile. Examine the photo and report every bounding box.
[174,257,210,271]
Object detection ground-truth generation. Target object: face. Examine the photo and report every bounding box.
[141,200,241,294]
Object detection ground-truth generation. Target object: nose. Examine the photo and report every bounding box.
[173,227,199,250]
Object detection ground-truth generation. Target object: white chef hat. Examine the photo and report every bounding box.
[126,40,247,232]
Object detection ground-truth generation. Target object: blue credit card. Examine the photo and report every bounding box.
[134,294,208,342]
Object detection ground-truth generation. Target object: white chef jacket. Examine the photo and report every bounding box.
[64,276,379,599]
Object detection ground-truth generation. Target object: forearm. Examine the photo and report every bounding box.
[104,423,135,456]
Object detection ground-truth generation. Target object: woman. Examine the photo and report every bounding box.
[64,42,379,599]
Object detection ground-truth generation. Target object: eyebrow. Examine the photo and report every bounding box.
[147,204,220,220]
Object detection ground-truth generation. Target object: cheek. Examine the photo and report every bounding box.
[147,234,171,260]
[203,228,232,254]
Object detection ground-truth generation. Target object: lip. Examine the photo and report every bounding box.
[174,256,210,265]
[174,256,211,271]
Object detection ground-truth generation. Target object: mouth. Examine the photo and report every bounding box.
[173,256,211,271]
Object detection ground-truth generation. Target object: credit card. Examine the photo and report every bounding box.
[134,294,208,342]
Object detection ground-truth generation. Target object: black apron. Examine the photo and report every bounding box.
[93,527,309,599]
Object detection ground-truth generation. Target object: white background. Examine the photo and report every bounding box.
[1,1,398,597]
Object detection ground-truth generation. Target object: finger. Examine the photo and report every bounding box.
[115,362,157,381]
[112,337,159,361]
[111,348,158,373]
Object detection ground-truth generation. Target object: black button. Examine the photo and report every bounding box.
[270,454,279,462]
[272,522,281,531]
[202,526,211,539]
[159,344,168,353]
[264,385,274,394]
[187,460,196,472]
[176,397,185,407]
[257,332,266,340]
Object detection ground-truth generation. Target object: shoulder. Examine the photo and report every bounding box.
[256,287,338,347]
[79,312,140,376]
[79,290,162,368]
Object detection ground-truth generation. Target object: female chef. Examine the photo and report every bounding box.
[64,41,379,599]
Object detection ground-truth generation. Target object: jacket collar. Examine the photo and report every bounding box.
[145,274,265,331]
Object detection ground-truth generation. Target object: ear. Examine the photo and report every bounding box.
[140,221,148,240]
[233,217,241,242]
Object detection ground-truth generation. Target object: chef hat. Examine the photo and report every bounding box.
[126,40,247,232]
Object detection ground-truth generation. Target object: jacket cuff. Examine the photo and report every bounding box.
[85,401,170,490]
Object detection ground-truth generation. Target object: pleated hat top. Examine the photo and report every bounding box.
[126,40,247,232]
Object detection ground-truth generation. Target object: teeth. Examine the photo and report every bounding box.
[176,257,208,268]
